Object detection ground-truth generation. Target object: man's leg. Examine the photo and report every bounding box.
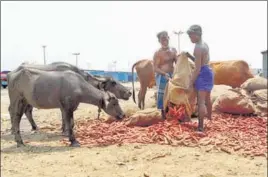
[157,92,165,119]
[205,92,212,120]
[197,91,207,131]
[156,75,166,119]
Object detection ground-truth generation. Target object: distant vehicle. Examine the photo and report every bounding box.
[1,71,11,89]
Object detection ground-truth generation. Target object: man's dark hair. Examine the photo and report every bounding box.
[157,31,168,39]
[187,25,202,36]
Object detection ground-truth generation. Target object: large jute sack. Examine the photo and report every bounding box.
[254,102,267,117]
[251,89,267,116]
[123,108,162,127]
[211,85,232,104]
[163,52,197,118]
[213,89,255,114]
[241,76,267,92]
[252,89,267,101]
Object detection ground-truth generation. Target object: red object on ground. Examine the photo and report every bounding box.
[60,113,267,157]
[167,104,186,121]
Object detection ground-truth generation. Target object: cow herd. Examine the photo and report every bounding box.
[6,57,254,148]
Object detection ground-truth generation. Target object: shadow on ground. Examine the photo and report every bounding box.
[1,129,63,143]
[1,143,77,154]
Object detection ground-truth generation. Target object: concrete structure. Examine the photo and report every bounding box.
[261,50,267,78]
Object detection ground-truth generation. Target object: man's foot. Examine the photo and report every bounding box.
[197,126,204,132]
[161,110,166,120]
[70,140,80,147]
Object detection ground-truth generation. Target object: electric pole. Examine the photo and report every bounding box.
[72,53,80,67]
[173,30,184,54]
[113,61,117,71]
[42,45,46,64]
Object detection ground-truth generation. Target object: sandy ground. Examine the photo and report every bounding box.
[1,82,267,177]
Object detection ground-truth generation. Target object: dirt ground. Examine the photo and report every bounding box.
[1,82,267,177]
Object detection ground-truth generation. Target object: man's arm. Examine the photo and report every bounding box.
[190,47,202,84]
[172,48,178,64]
[186,52,195,61]
[153,51,167,75]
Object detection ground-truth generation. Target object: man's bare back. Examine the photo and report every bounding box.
[194,41,210,66]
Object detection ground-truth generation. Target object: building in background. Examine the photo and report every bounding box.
[251,68,262,75]
[261,50,267,78]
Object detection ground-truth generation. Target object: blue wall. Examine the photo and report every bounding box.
[83,70,138,82]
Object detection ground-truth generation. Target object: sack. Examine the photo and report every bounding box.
[124,108,162,127]
[251,89,267,116]
[252,89,267,101]
[241,76,267,92]
[254,102,267,117]
[163,52,197,118]
[213,89,255,114]
[211,85,232,104]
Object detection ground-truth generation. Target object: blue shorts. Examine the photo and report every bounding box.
[194,65,214,92]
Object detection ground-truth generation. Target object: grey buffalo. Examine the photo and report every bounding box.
[8,62,131,134]
[8,68,125,147]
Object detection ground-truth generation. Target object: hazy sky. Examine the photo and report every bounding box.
[1,1,267,71]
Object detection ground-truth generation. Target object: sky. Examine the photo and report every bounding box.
[1,1,267,71]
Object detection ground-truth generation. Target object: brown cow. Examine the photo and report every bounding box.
[132,59,254,110]
[209,60,254,88]
[132,59,155,109]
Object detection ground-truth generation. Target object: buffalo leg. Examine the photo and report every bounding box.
[62,109,79,147]
[9,105,15,134]
[24,105,38,131]
[13,99,26,147]
[61,115,74,136]
[61,115,66,135]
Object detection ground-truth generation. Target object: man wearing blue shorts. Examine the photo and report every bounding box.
[187,25,214,132]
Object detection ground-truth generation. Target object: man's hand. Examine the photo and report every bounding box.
[186,52,195,61]
[164,73,171,81]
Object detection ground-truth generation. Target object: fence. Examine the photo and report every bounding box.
[83,70,138,82]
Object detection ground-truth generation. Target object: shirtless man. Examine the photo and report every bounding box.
[187,25,214,132]
[153,31,177,119]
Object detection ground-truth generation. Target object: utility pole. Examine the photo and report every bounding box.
[113,61,117,71]
[173,30,184,54]
[42,45,46,65]
[72,53,80,67]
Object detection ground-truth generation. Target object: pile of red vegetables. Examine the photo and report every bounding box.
[61,111,267,157]
[166,104,187,121]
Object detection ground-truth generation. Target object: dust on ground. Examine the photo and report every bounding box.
[1,83,267,177]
